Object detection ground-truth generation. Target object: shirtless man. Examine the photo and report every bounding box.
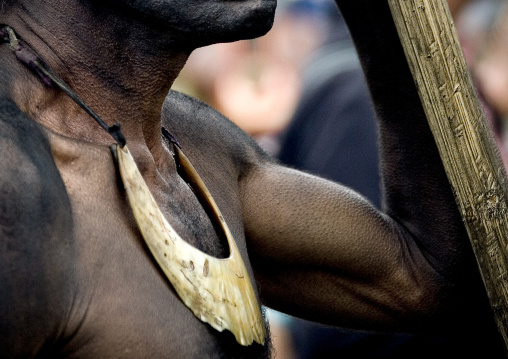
[0,0,500,358]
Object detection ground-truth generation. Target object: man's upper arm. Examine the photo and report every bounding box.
[0,98,75,357]
[160,92,431,328]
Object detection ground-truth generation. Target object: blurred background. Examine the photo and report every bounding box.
[172,0,508,357]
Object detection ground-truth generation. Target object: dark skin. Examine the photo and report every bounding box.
[0,0,501,358]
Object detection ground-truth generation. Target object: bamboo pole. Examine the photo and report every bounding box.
[388,0,508,352]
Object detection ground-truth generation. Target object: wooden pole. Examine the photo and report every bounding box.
[388,0,508,352]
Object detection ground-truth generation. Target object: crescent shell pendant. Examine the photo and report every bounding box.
[112,144,266,346]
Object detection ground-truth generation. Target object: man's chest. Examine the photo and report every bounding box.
[48,140,270,358]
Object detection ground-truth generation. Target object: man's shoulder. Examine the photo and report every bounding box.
[0,96,48,149]
[162,90,245,139]
[0,96,70,215]
[162,90,271,167]
[0,97,57,178]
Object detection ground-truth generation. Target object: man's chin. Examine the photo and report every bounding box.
[192,6,276,47]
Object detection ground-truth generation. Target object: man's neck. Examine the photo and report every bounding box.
[1,2,191,150]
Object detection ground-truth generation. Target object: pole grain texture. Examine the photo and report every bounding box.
[387,0,508,352]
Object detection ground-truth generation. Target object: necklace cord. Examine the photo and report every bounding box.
[0,26,126,147]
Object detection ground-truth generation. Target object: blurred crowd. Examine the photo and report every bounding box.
[456,0,508,169]
[172,0,508,357]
